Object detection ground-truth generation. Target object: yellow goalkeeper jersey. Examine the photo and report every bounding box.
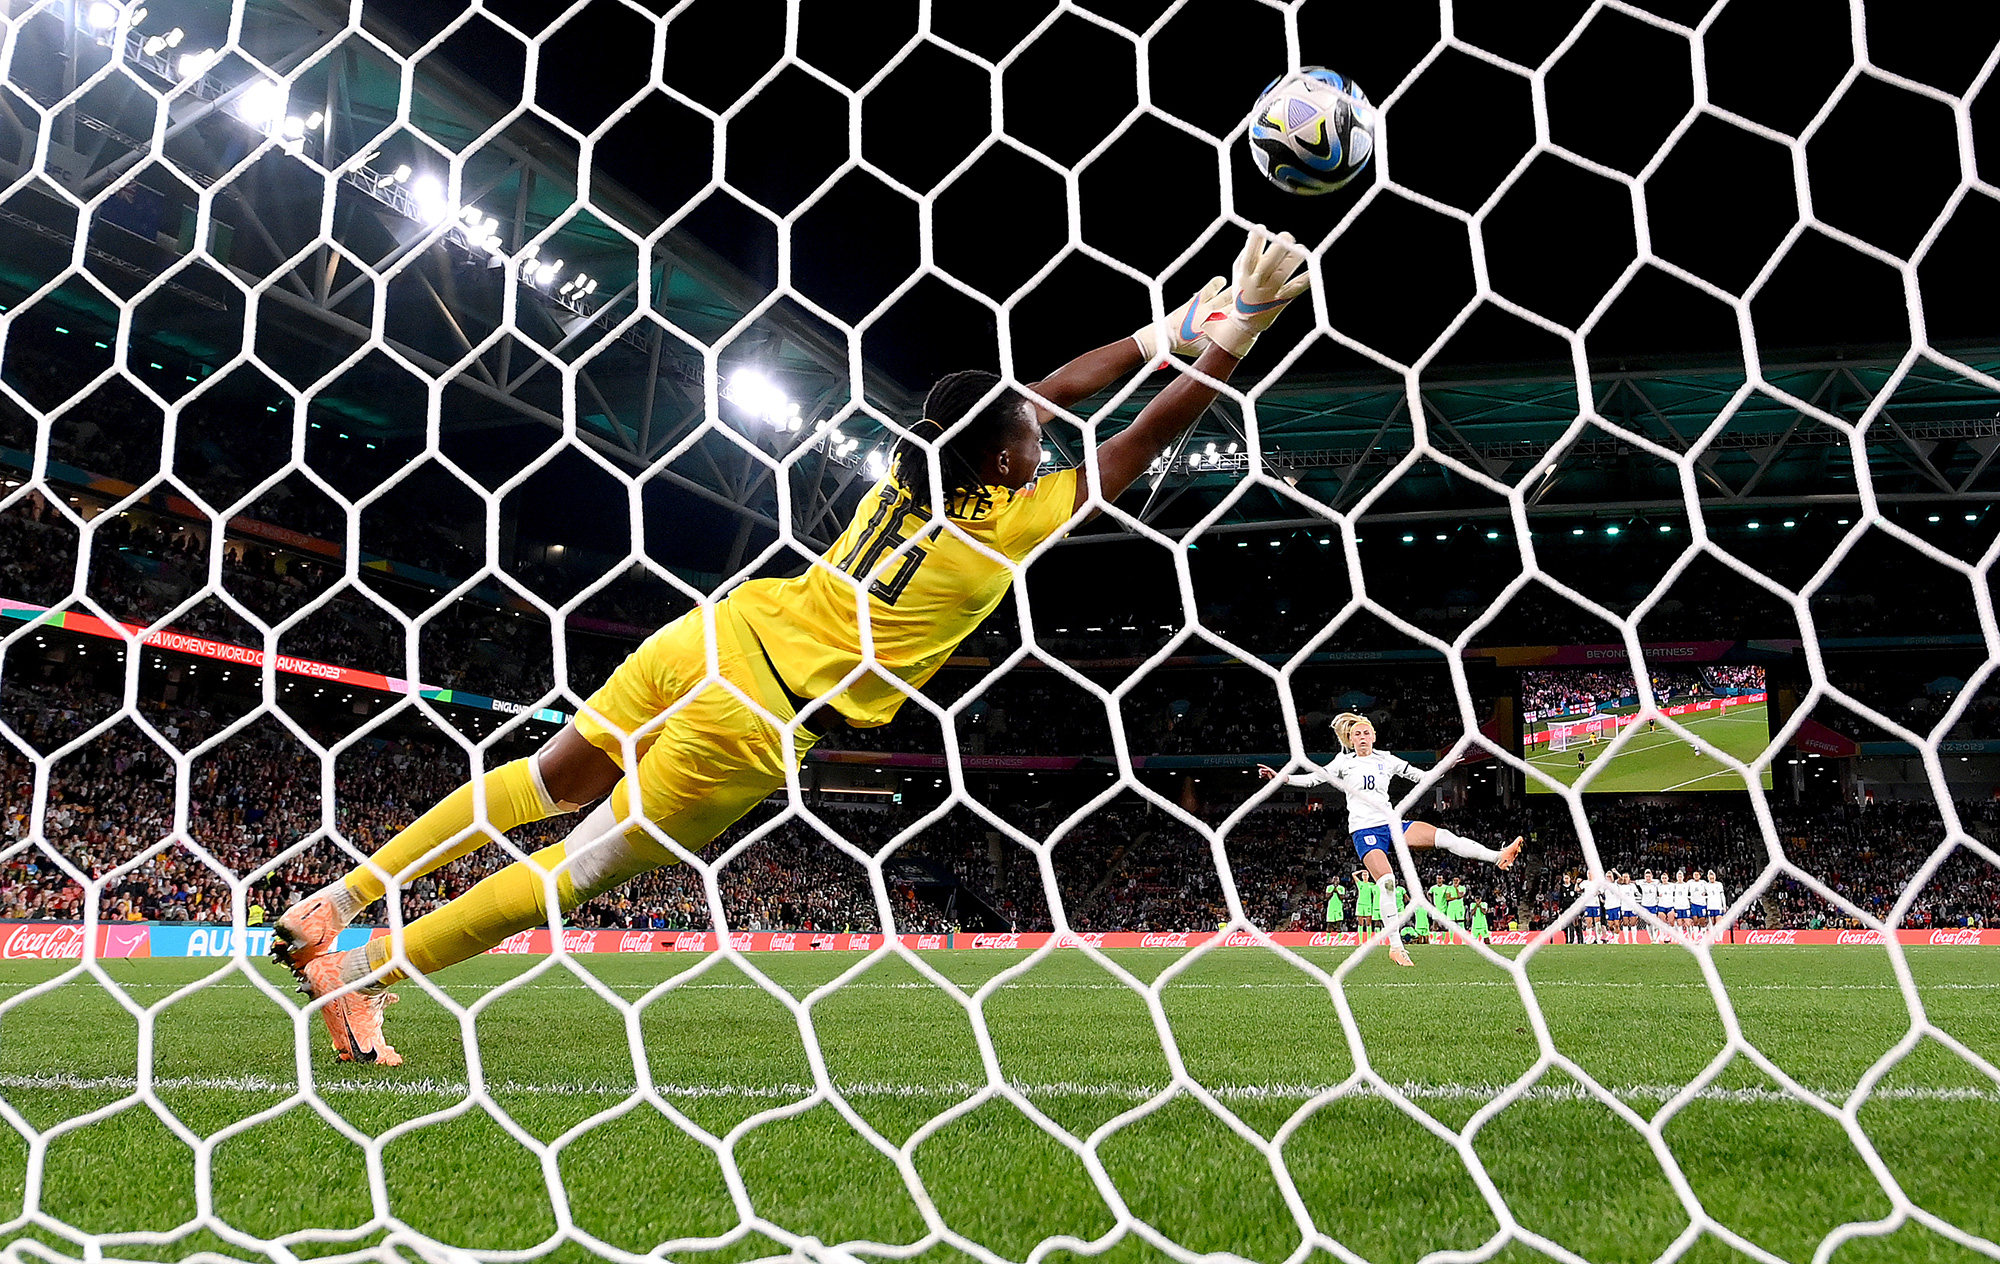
[730,468,1081,728]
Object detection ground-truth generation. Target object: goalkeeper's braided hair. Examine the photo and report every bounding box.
[892,370,1028,504]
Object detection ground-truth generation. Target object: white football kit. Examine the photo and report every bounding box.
[1286,750,1421,835]
[1671,881,1691,912]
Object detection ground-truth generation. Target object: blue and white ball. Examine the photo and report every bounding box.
[1246,67,1376,196]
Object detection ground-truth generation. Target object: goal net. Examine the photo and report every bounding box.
[1,1,1997,1263]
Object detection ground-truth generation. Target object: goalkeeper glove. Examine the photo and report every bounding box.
[1206,227,1312,359]
[1131,276,1230,366]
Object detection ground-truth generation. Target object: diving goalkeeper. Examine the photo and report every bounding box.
[273,228,1314,1064]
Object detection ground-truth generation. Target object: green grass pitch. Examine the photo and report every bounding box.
[0,944,1995,1264]
[1527,703,1777,794]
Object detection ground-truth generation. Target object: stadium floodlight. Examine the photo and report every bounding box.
[392,164,412,183]
[864,449,887,478]
[1782,519,1796,528]
[305,110,324,128]
[1401,534,1414,543]
[724,368,792,426]
[1747,521,1760,529]
[1605,525,1620,535]
[281,115,306,139]
[411,175,449,224]
[143,33,165,53]
[1571,527,1584,535]
[237,80,286,126]
[87,2,118,30]
[176,48,213,78]
[1967,513,1980,521]
[1659,523,1671,532]
[1486,530,1499,539]
[1928,514,1941,522]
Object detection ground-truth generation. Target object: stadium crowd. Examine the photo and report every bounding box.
[3,669,1995,935]
[1522,666,1765,720]
[5,335,1998,941]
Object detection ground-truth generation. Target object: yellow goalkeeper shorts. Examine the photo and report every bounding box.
[574,596,819,858]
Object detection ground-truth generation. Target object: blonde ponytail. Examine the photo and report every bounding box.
[1331,711,1371,751]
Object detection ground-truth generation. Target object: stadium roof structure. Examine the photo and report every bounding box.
[3,0,1996,566]
[1058,347,2000,545]
[0,0,907,556]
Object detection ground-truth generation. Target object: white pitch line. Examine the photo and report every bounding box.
[1,1072,1993,1106]
[1659,768,1758,792]
[3,980,1997,993]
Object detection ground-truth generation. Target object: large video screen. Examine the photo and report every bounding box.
[1522,665,1773,793]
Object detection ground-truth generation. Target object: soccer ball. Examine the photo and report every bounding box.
[1246,67,1376,195]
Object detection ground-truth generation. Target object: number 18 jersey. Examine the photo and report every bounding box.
[731,470,1081,729]
[1321,750,1421,834]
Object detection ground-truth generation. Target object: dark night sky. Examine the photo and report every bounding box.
[384,0,2000,395]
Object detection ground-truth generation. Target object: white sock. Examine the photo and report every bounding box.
[309,879,366,926]
[336,945,378,988]
[560,799,664,902]
[1431,828,1503,864]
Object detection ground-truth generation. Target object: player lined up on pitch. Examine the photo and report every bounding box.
[270,227,1315,1064]
[1258,713,1521,967]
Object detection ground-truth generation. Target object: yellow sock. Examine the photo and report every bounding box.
[366,841,575,983]
[343,758,557,906]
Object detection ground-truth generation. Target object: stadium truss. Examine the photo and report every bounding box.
[7,0,1998,560]
[1,0,1999,1263]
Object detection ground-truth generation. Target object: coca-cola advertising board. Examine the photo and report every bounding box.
[1,922,1993,958]
[0,923,150,959]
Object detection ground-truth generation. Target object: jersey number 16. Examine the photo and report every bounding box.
[837,489,932,606]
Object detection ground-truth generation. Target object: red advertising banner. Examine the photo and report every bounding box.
[0,922,1990,959]
[1790,718,1860,758]
[810,751,1087,771]
[1,598,411,694]
[1526,693,1767,748]
[1733,928,1999,946]
[1483,641,1741,667]
[451,925,1999,952]
[0,923,151,959]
